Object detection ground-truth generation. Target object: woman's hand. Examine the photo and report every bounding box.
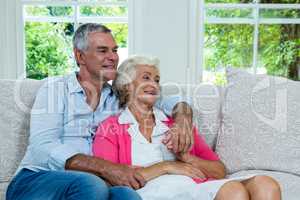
[165,161,206,179]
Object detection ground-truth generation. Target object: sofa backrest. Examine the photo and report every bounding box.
[0,79,44,199]
[0,79,223,199]
[161,83,223,148]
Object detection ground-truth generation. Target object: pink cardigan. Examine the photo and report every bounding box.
[93,115,219,183]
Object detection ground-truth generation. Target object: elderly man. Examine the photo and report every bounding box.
[6,23,193,200]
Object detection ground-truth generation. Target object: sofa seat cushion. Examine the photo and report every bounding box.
[216,68,300,176]
[0,182,8,200]
[228,170,300,200]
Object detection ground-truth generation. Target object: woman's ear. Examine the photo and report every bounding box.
[125,83,132,93]
[125,83,135,103]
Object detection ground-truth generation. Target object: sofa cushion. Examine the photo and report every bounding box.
[228,170,300,200]
[216,68,300,175]
[0,182,8,200]
[0,79,43,183]
[162,83,222,149]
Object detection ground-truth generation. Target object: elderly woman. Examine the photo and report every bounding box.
[93,55,281,200]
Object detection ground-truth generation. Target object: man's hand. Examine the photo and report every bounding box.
[103,164,146,190]
[65,154,146,190]
[162,102,193,153]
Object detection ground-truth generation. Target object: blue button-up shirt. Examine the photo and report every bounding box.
[18,72,182,172]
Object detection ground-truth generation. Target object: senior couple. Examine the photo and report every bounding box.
[6,23,281,200]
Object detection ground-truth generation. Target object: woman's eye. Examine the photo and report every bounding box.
[155,79,160,83]
[143,75,150,80]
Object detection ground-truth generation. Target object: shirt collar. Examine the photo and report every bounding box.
[119,106,170,142]
[118,106,168,125]
[67,72,113,95]
[67,72,83,94]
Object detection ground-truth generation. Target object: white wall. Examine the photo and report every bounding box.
[0,0,193,84]
[0,0,20,79]
[130,0,190,84]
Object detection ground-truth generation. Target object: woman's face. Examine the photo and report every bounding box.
[128,65,160,107]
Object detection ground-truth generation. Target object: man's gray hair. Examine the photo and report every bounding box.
[113,55,160,108]
[73,23,111,51]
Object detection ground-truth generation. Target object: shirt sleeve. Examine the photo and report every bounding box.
[155,95,192,116]
[29,79,83,171]
[92,119,119,163]
[190,127,219,161]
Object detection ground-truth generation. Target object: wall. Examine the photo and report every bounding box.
[130,0,191,84]
[0,0,20,79]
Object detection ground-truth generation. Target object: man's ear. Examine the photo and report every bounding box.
[74,48,86,66]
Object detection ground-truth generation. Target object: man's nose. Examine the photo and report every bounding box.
[107,51,118,60]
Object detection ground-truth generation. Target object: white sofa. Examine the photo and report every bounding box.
[1,68,300,200]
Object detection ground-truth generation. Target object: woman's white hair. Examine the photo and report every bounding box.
[113,55,160,108]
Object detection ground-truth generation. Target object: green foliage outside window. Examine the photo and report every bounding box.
[25,22,73,79]
[25,2,299,82]
[205,0,300,85]
[25,5,128,80]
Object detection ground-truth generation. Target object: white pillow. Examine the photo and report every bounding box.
[216,68,300,175]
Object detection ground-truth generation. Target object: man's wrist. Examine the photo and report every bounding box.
[65,153,112,178]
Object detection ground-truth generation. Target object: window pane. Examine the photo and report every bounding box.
[104,23,128,63]
[78,0,127,2]
[80,5,127,17]
[76,23,128,48]
[258,24,300,80]
[260,0,299,3]
[25,22,75,79]
[205,0,253,3]
[260,9,300,18]
[204,24,254,84]
[206,8,253,18]
[104,23,128,47]
[24,6,74,17]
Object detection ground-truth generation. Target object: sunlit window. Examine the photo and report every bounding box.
[21,0,128,79]
[201,0,300,84]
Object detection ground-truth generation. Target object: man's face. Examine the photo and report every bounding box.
[81,32,119,82]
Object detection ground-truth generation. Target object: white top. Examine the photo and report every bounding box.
[117,107,254,200]
[118,107,176,167]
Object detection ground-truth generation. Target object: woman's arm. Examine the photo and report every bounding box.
[135,162,168,182]
[177,153,226,179]
[135,160,206,182]
[175,127,226,180]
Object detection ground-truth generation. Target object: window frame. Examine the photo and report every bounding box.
[191,0,300,83]
[16,0,130,78]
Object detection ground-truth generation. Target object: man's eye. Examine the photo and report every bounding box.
[113,49,118,53]
[155,79,160,83]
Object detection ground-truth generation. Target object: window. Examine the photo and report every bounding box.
[199,0,300,84]
[20,0,129,79]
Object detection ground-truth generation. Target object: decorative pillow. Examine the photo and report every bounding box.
[216,68,300,175]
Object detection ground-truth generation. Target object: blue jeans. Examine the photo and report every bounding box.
[6,169,142,200]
